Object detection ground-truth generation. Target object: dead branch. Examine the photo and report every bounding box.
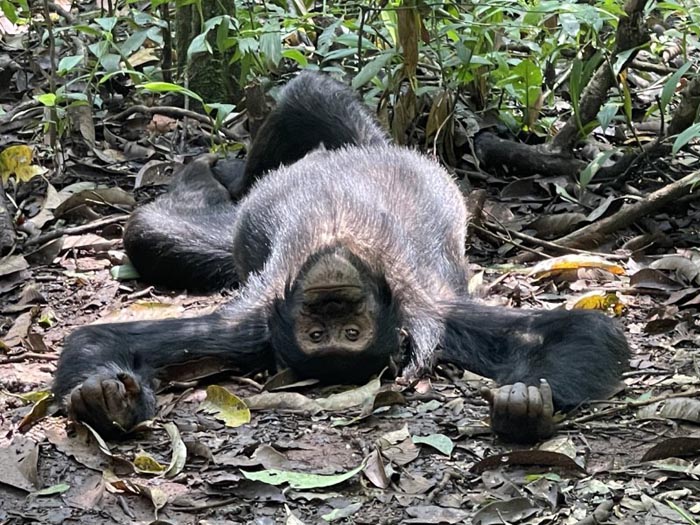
[517,170,700,261]
[22,214,129,248]
[109,105,246,142]
[562,388,700,428]
[482,220,629,260]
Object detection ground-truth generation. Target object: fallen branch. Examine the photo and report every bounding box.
[561,388,700,428]
[482,220,629,260]
[516,169,700,261]
[554,170,699,246]
[474,132,585,177]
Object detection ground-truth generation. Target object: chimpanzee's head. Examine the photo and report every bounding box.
[269,247,402,383]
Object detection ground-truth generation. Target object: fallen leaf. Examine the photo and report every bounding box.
[412,433,454,456]
[241,461,366,490]
[200,385,251,428]
[0,145,47,183]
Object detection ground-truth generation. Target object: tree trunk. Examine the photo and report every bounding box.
[175,0,242,105]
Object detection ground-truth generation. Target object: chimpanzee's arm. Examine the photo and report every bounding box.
[53,307,271,438]
[439,300,629,441]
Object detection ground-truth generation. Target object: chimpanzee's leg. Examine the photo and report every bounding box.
[123,155,240,291]
[243,71,388,185]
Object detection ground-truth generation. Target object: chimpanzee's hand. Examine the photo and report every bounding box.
[481,380,555,443]
[68,371,156,439]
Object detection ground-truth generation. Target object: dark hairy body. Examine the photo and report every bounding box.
[53,73,629,442]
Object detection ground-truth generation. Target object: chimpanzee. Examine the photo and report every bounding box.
[52,72,629,442]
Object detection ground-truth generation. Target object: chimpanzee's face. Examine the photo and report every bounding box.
[269,249,401,383]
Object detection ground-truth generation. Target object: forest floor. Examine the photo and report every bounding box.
[0,156,699,524]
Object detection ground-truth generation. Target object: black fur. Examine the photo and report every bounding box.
[53,72,629,438]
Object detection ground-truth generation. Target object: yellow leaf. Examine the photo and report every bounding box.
[201,385,251,428]
[572,292,624,315]
[0,145,46,184]
[530,254,625,279]
[133,451,166,474]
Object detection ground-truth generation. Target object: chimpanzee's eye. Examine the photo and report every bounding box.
[345,327,360,341]
[309,329,324,343]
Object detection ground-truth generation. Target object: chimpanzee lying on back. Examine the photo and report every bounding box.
[52,72,629,442]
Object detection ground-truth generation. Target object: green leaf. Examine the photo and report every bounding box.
[208,103,236,127]
[138,82,204,104]
[74,24,102,37]
[613,48,637,76]
[121,29,151,57]
[200,385,251,428]
[215,17,230,52]
[412,433,454,456]
[58,55,83,75]
[88,40,109,59]
[597,102,619,130]
[1,0,18,23]
[260,27,283,67]
[672,122,700,155]
[511,58,542,109]
[579,149,617,188]
[282,49,308,67]
[660,61,693,113]
[187,33,211,59]
[99,53,121,73]
[352,52,395,89]
[110,263,139,281]
[95,17,117,32]
[241,461,365,489]
[317,19,342,55]
[34,93,57,107]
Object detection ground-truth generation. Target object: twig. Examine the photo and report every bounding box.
[483,220,630,260]
[109,105,245,142]
[470,223,550,258]
[0,352,59,364]
[561,388,700,428]
[630,59,676,75]
[424,470,454,505]
[22,215,129,247]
